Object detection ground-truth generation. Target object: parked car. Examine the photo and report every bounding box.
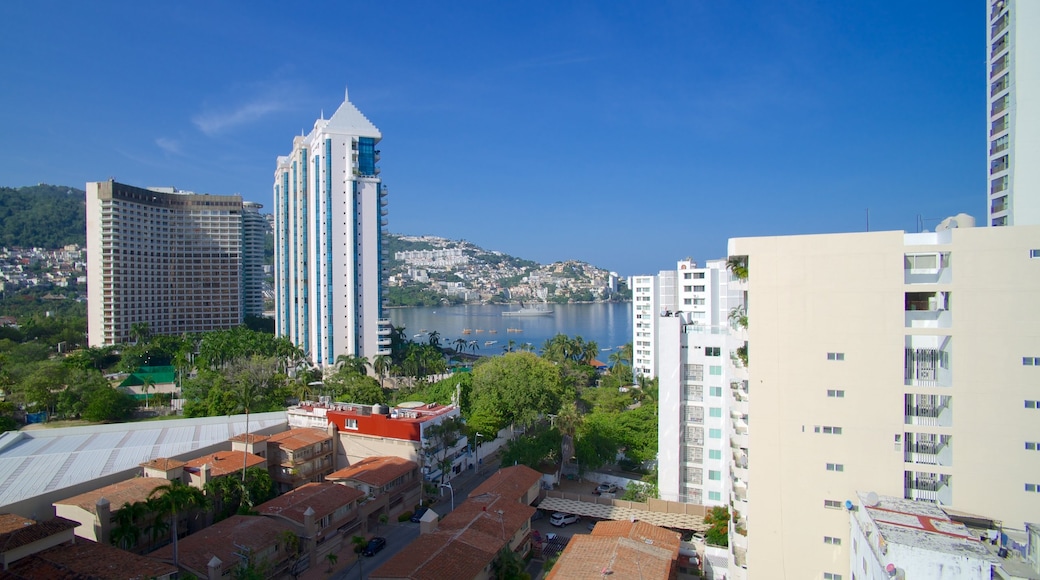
[550,512,580,527]
[362,537,387,556]
[410,507,429,523]
[594,483,619,495]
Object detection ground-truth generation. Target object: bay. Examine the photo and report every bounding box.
[388,302,633,357]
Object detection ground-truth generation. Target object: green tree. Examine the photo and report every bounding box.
[726,255,748,281]
[227,356,280,481]
[148,480,209,568]
[704,505,730,547]
[423,416,464,483]
[82,387,137,422]
[111,500,147,550]
[470,352,565,433]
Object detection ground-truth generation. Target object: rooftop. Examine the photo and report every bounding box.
[266,427,330,450]
[257,482,363,524]
[0,516,77,553]
[183,450,265,478]
[54,477,168,514]
[0,411,286,509]
[855,492,991,560]
[139,457,186,471]
[547,530,678,580]
[326,456,417,487]
[2,537,177,579]
[150,515,291,574]
[469,464,541,503]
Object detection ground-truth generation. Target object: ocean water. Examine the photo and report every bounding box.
[387,302,633,356]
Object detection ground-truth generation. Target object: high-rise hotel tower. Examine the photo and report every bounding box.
[86,180,245,346]
[988,0,1040,226]
[274,89,391,366]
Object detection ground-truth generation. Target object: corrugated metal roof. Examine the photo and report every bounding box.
[0,412,287,509]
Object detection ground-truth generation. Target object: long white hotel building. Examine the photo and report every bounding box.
[274,89,391,366]
[86,180,245,345]
[988,0,1040,226]
[716,221,1040,579]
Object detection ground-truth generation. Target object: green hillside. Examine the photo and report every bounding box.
[0,184,86,248]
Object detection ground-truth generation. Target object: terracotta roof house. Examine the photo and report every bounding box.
[150,515,293,580]
[326,456,421,526]
[546,520,682,580]
[140,457,186,480]
[257,482,365,570]
[0,515,78,572]
[183,450,266,487]
[1,537,177,579]
[52,477,169,548]
[265,428,335,493]
[469,464,541,505]
[369,489,535,580]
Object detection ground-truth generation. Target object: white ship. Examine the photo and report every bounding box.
[502,301,554,317]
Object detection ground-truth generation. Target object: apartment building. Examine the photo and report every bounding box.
[241,201,267,317]
[274,88,391,367]
[86,180,245,345]
[727,223,1040,579]
[636,260,745,510]
[988,0,1040,226]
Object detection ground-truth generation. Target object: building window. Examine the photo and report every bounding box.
[683,273,692,280]
[705,347,721,357]
[684,285,693,292]
[823,500,843,510]
[694,272,705,279]
[1031,250,1040,258]
[815,426,843,435]
[709,428,722,439]
[1027,484,1039,493]
[827,389,845,398]
[826,463,844,472]
[824,574,843,580]
[708,470,721,481]
[1025,357,1040,366]
[709,407,722,418]
[1027,401,1039,409]
[684,298,692,305]
[1026,442,1038,450]
[709,386,722,397]
[708,491,721,501]
[827,352,845,361]
[824,536,842,545]
[344,418,358,430]
[709,449,722,460]
[709,365,722,376]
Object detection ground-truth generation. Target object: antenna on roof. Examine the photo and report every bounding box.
[344,85,350,101]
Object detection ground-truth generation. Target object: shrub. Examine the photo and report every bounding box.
[398,511,413,522]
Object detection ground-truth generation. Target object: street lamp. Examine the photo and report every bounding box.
[439,482,455,511]
[475,433,484,471]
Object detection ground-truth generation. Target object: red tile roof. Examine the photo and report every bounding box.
[2,538,177,579]
[229,433,270,444]
[266,428,330,451]
[150,515,291,576]
[469,465,541,503]
[0,514,34,535]
[139,458,186,471]
[326,456,417,487]
[54,477,168,514]
[257,482,363,524]
[546,520,681,580]
[0,517,78,553]
[183,450,265,478]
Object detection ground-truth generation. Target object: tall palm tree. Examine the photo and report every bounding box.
[141,376,155,409]
[372,354,391,388]
[129,322,151,345]
[427,330,441,348]
[726,255,749,281]
[228,356,278,481]
[452,338,467,353]
[148,481,208,568]
[111,500,147,550]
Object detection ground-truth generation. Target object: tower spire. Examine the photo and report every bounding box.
[344,85,349,102]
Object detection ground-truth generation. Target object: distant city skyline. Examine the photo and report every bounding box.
[0,1,984,274]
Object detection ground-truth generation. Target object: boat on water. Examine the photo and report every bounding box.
[502,301,554,317]
[506,328,523,333]
[485,340,498,347]
[462,329,472,335]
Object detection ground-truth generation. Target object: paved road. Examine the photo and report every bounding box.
[330,523,420,580]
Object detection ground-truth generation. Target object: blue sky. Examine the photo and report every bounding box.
[0,1,983,275]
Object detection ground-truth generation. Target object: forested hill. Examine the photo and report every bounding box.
[0,184,86,248]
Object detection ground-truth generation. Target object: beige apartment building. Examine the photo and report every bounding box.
[727,222,1040,579]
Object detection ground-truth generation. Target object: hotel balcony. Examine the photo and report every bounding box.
[903,252,951,285]
[731,424,749,448]
[905,394,952,427]
[905,291,951,329]
[732,450,748,480]
[904,336,952,387]
[904,434,952,467]
[905,471,952,505]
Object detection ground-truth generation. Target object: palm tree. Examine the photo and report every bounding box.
[141,376,155,409]
[372,354,391,388]
[350,535,367,575]
[427,330,441,348]
[726,255,749,281]
[129,322,151,345]
[148,481,208,568]
[452,338,467,353]
[111,500,147,550]
[228,356,278,481]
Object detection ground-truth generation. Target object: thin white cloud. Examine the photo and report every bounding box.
[155,137,182,155]
[192,87,296,136]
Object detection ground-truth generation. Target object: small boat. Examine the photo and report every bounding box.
[489,329,498,334]
[506,328,523,333]
[462,329,472,335]
[485,340,498,347]
[475,329,484,333]
[502,301,553,317]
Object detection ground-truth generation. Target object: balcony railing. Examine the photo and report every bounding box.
[991,14,1009,38]
[991,58,1008,78]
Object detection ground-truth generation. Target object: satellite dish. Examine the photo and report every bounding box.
[865,492,880,507]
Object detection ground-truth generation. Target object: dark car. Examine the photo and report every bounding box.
[362,537,387,557]
[410,507,429,523]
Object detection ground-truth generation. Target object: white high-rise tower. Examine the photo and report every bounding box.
[274,89,391,366]
[987,0,1040,226]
